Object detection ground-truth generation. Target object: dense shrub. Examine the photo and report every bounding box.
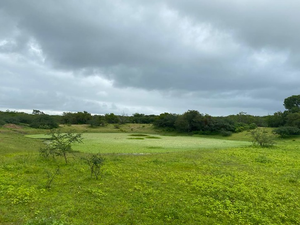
[249,123,258,129]
[153,113,178,129]
[273,126,300,138]
[88,116,106,128]
[30,114,59,129]
[220,130,232,137]
[4,117,20,125]
[104,113,120,124]
[0,119,5,126]
[235,122,248,132]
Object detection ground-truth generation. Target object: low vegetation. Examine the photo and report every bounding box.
[2,95,300,224]
[273,126,300,138]
[2,94,300,138]
[250,127,276,147]
[28,132,250,154]
[82,153,105,180]
[1,124,300,224]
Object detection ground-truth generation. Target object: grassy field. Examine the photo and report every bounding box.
[1,124,300,224]
[27,133,250,154]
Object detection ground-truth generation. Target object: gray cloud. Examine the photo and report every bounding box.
[0,0,299,115]
[167,1,300,48]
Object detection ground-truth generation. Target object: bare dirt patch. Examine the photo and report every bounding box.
[3,124,23,129]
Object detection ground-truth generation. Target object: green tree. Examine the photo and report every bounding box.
[105,113,120,124]
[40,130,82,164]
[30,114,59,129]
[267,111,286,127]
[61,111,92,124]
[62,112,74,124]
[284,95,300,112]
[32,109,44,115]
[286,112,300,128]
[153,113,178,130]
[118,113,129,124]
[175,110,203,133]
[74,111,92,124]
[88,115,106,127]
[131,113,156,124]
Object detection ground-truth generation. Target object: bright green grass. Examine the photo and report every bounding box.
[3,127,300,224]
[27,133,251,153]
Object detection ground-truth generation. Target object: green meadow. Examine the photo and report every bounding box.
[27,133,250,154]
[1,125,300,224]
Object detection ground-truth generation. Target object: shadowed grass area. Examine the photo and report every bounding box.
[129,134,149,137]
[145,136,161,139]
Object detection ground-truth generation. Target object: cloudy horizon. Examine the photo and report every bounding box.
[0,0,299,116]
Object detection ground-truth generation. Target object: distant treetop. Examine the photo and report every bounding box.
[284,95,300,112]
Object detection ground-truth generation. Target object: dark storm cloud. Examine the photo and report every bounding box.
[0,0,299,115]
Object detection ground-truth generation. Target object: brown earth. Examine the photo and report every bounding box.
[2,124,23,129]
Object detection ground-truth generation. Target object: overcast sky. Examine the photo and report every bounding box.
[0,0,299,116]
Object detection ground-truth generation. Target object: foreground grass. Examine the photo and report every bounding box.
[1,126,300,224]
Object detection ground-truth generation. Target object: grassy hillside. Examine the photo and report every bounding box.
[1,125,300,224]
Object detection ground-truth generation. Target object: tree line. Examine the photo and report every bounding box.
[1,95,300,136]
[0,110,156,129]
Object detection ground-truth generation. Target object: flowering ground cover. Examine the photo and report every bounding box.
[1,126,300,224]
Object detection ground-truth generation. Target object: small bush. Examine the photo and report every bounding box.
[82,154,105,180]
[273,126,300,138]
[249,123,258,129]
[250,128,275,147]
[220,130,232,137]
[234,122,248,132]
